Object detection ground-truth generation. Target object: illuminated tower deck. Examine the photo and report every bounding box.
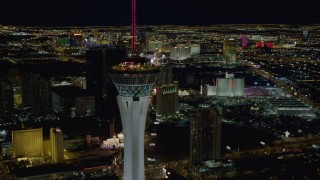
[109,57,158,180]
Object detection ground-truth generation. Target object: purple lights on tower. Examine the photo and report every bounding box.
[240,35,249,48]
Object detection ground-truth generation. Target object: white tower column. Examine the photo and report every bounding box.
[109,57,158,180]
[117,96,149,180]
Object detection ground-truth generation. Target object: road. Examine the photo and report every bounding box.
[223,135,320,160]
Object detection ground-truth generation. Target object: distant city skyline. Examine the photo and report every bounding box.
[0,0,318,26]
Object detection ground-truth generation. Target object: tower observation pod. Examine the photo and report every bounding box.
[109,57,159,180]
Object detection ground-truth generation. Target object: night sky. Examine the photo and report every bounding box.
[0,0,318,26]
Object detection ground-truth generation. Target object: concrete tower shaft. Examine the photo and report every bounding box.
[109,58,158,180]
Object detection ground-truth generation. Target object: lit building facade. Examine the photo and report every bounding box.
[170,44,191,60]
[50,127,64,163]
[55,36,70,47]
[12,128,43,158]
[190,43,201,55]
[223,39,236,63]
[147,40,163,51]
[240,35,249,48]
[216,78,244,97]
[233,78,245,96]
[109,57,158,180]
[156,81,179,116]
[161,42,170,53]
[303,30,309,41]
[201,84,217,97]
[70,32,83,47]
[190,104,221,165]
[216,78,233,96]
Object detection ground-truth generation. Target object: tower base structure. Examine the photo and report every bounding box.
[117,96,149,180]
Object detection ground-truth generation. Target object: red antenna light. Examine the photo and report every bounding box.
[131,0,136,51]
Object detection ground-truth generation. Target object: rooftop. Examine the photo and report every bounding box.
[14,164,79,177]
[52,86,94,98]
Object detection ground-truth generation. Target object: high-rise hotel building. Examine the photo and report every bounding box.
[156,81,179,116]
[190,104,221,165]
[22,73,51,116]
[12,128,43,158]
[223,38,236,63]
[0,81,14,123]
[50,127,64,163]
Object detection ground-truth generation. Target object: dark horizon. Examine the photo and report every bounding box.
[1,22,320,28]
[0,0,319,26]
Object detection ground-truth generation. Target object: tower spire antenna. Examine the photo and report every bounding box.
[131,0,136,51]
